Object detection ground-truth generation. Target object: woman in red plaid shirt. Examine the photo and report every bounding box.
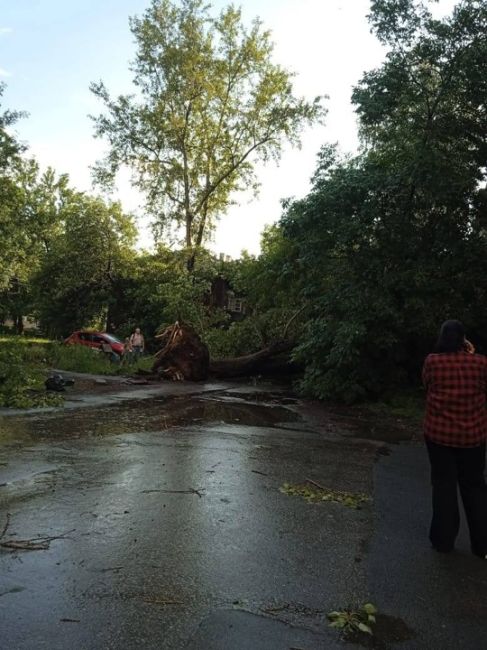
[423,320,487,558]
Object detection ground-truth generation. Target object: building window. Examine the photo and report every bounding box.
[227,296,244,313]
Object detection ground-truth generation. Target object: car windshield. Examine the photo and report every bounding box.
[103,334,123,344]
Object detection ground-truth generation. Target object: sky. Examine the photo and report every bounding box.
[1,0,458,257]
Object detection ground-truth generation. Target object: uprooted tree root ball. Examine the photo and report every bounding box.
[149,321,295,382]
[152,322,210,381]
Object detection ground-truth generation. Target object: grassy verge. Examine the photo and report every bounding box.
[48,343,153,375]
[0,336,153,408]
[365,389,425,423]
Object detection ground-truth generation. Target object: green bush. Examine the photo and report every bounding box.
[0,346,61,408]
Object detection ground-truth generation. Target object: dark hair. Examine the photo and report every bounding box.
[435,320,465,353]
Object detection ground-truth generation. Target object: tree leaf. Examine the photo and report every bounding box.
[363,603,377,615]
[357,622,373,635]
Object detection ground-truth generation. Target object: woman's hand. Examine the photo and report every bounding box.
[464,339,475,354]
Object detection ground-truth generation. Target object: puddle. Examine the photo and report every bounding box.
[0,467,62,500]
[319,408,415,444]
[0,394,300,444]
[193,397,299,426]
[0,388,415,449]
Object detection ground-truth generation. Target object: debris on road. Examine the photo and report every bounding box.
[60,618,81,623]
[141,488,203,497]
[0,514,75,551]
[45,374,75,392]
[328,602,377,636]
[279,481,370,508]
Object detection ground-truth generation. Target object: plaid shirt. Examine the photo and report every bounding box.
[422,352,487,447]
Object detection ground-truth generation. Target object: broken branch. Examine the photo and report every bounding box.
[0,528,76,551]
[141,488,203,497]
[0,513,11,540]
[305,477,327,491]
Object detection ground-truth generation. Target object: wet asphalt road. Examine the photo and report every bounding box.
[1,383,486,649]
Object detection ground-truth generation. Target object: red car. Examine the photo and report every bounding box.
[64,331,124,356]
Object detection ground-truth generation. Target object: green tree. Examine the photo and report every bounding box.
[279,0,487,401]
[33,193,136,336]
[0,83,28,291]
[1,161,73,331]
[116,245,223,339]
[91,0,325,269]
[1,160,89,332]
[222,224,306,348]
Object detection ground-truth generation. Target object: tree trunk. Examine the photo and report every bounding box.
[147,322,295,382]
[209,341,295,378]
[15,315,24,335]
[186,253,196,272]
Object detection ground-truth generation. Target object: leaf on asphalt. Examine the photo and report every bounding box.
[357,622,373,635]
[279,482,370,507]
[363,602,378,614]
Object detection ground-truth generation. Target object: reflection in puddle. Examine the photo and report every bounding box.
[0,392,300,444]
[220,391,298,405]
[189,397,299,427]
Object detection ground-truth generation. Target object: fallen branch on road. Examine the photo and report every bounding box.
[141,488,203,498]
[305,477,327,491]
[0,525,76,551]
[0,512,11,540]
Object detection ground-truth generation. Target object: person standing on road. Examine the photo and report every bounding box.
[130,327,145,362]
[422,320,487,559]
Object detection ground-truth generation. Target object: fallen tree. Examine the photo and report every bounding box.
[150,322,295,381]
[209,340,294,378]
[152,322,209,381]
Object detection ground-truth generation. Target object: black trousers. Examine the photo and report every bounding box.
[425,438,487,555]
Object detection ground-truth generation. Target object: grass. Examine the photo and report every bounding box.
[0,336,52,344]
[0,335,153,408]
[0,336,153,375]
[366,389,425,423]
[51,345,153,375]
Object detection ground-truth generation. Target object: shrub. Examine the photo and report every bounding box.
[0,346,60,408]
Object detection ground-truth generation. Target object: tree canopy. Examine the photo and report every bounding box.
[273,0,487,400]
[0,83,28,291]
[91,0,325,269]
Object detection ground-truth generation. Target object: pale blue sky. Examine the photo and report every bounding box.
[1,0,457,256]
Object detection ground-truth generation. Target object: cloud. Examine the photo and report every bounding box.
[0,27,12,35]
[0,67,11,77]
